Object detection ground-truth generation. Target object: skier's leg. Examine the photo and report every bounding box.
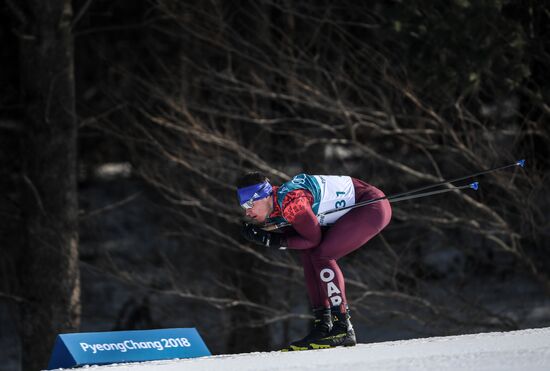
[288,186,391,350]
[307,196,391,348]
[310,196,391,312]
[284,249,333,351]
[300,250,324,308]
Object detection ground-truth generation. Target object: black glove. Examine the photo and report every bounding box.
[241,223,286,249]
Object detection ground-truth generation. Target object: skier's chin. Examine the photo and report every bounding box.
[247,216,266,225]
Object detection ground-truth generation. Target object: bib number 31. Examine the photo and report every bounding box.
[334,191,346,209]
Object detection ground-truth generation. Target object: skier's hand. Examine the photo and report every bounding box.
[241,223,286,249]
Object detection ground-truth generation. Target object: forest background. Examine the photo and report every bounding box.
[0,1,549,370]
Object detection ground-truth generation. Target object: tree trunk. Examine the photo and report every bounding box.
[18,1,80,370]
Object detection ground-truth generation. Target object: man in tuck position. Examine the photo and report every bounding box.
[236,172,392,350]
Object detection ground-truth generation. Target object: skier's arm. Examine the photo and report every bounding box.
[282,192,322,249]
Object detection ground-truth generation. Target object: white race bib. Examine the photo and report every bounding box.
[313,175,355,225]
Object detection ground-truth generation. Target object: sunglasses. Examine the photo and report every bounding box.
[240,198,255,210]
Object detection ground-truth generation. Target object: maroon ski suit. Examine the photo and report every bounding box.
[270,178,392,312]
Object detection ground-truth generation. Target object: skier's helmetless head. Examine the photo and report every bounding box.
[236,172,274,224]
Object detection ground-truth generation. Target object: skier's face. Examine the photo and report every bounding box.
[244,196,273,224]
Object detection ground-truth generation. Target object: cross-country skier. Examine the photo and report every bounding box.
[236,172,392,350]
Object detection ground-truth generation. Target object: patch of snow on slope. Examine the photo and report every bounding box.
[49,327,550,371]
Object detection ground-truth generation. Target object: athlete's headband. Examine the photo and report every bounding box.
[237,181,273,209]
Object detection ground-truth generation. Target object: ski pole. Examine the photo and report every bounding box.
[262,182,479,230]
[262,159,525,231]
[374,182,478,204]
[322,182,478,217]
[381,159,525,202]
[323,159,524,217]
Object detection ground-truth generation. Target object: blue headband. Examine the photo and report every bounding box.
[237,181,273,207]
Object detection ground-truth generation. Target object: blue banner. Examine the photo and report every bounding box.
[47,328,211,369]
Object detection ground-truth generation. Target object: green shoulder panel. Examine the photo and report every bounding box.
[276,174,321,219]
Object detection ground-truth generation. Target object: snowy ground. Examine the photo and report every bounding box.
[51,327,550,371]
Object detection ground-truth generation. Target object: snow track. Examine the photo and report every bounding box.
[52,327,550,371]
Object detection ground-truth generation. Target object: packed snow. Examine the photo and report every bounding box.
[50,327,550,371]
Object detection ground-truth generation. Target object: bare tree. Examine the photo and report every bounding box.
[10,1,81,369]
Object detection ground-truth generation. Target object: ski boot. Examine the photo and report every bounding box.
[308,306,356,349]
[283,307,332,351]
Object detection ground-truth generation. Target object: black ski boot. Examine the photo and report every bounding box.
[309,307,356,349]
[285,307,332,351]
